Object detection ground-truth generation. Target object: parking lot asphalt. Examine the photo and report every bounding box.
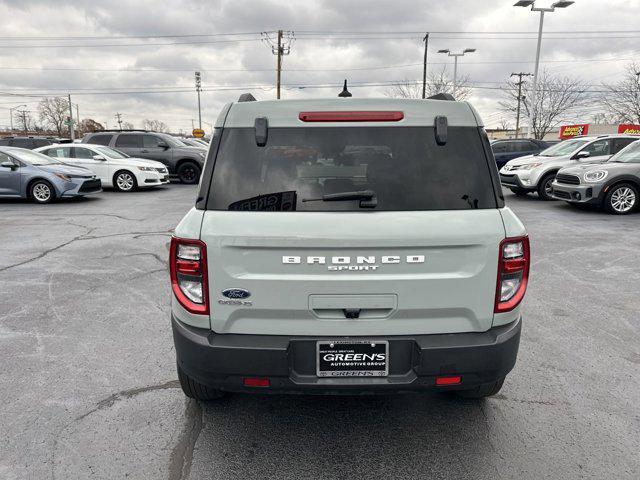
[0,186,638,480]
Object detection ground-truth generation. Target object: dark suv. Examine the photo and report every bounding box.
[81,131,207,184]
[0,136,63,150]
[491,138,550,169]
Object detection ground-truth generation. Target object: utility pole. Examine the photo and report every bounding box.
[195,71,202,130]
[422,33,429,99]
[115,113,123,130]
[263,30,293,99]
[276,30,283,99]
[510,72,532,139]
[68,94,75,141]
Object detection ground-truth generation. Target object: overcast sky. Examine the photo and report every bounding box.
[0,0,638,133]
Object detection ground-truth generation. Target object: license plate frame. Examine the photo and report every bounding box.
[316,340,389,377]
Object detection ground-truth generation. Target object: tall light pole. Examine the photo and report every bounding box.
[514,0,574,138]
[194,71,202,130]
[9,104,27,133]
[437,48,476,97]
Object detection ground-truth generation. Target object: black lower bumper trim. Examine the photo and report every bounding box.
[172,316,521,394]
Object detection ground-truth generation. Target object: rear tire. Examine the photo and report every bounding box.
[604,183,638,215]
[177,161,201,184]
[509,188,529,197]
[113,170,137,192]
[454,378,505,399]
[30,180,55,204]
[177,364,225,401]
[537,173,556,201]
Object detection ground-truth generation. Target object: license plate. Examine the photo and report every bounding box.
[316,340,388,377]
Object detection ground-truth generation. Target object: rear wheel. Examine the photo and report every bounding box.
[177,161,201,184]
[113,170,137,192]
[605,183,638,215]
[509,188,529,197]
[30,180,55,204]
[177,364,225,401]
[454,378,504,399]
[537,173,556,201]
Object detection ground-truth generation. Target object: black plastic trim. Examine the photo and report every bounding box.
[172,315,521,394]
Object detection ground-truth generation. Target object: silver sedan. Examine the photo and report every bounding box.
[0,147,101,204]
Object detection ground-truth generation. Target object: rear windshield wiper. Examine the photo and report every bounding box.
[302,190,378,208]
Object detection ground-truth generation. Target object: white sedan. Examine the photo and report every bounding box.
[35,144,169,192]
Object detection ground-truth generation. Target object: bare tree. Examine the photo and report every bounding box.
[500,70,586,140]
[385,67,472,101]
[38,97,70,137]
[13,110,34,133]
[121,121,134,130]
[600,62,640,123]
[142,119,168,132]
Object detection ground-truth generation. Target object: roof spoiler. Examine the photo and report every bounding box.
[238,93,257,102]
[427,93,455,101]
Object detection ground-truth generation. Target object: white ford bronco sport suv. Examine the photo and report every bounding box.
[170,94,529,399]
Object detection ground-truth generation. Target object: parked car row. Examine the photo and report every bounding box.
[498,134,640,214]
[82,131,207,184]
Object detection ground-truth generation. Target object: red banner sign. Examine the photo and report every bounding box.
[617,124,640,135]
[559,124,589,139]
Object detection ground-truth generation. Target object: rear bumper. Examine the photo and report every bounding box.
[172,315,521,394]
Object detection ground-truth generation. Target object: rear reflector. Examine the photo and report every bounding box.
[243,377,270,387]
[435,376,462,386]
[299,111,404,122]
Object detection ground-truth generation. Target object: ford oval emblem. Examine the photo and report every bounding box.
[222,288,251,299]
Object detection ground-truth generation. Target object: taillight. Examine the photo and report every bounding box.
[170,237,209,315]
[495,236,530,313]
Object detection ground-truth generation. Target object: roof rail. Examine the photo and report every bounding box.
[427,93,456,101]
[238,93,257,102]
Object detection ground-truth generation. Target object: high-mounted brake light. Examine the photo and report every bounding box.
[170,237,209,315]
[298,111,404,122]
[495,236,530,313]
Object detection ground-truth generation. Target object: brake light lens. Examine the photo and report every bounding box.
[170,237,209,315]
[495,236,530,313]
[298,111,404,122]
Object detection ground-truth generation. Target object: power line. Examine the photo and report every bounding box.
[1,54,636,75]
[1,29,639,40]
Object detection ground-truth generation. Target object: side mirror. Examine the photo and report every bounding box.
[92,155,106,161]
[1,161,15,169]
[157,141,169,149]
[575,151,590,159]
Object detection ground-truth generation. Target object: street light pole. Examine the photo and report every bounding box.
[9,104,27,133]
[514,1,574,139]
[437,48,476,98]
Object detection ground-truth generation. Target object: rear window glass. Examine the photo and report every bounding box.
[207,127,497,211]
[87,134,113,146]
